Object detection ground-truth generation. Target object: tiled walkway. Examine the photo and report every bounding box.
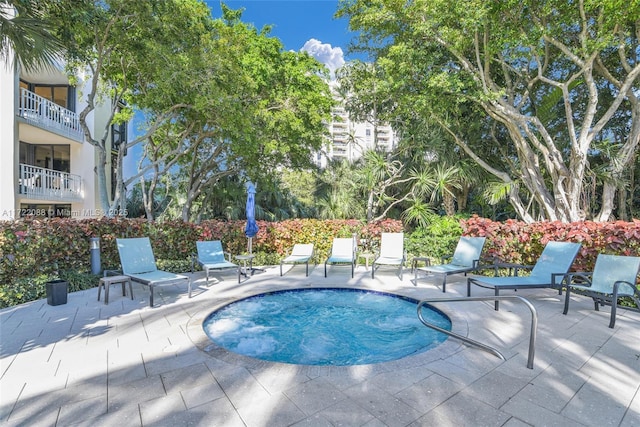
[1,263,639,426]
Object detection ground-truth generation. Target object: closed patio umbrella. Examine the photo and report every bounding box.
[245,181,259,255]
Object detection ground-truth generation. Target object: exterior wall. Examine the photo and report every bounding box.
[1,50,117,219]
[72,74,99,217]
[0,52,17,220]
[316,81,398,168]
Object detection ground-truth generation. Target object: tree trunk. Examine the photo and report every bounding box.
[618,182,627,221]
[442,190,455,216]
[596,102,640,221]
[139,177,154,221]
[366,190,375,222]
[95,148,111,214]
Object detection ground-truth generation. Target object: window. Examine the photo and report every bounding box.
[20,142,70,172]
[19,204,71,218]
[111,121,127,151]
[111,152,118,200]
[20,80,75,111]
[111,102,128,152]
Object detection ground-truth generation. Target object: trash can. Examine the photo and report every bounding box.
[46,280,68,306]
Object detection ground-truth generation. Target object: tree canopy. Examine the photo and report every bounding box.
[40,0,333,220]
[337,0,640,222]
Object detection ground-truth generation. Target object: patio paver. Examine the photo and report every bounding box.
[1,263,639,426]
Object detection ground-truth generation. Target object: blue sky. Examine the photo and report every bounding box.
[205,0,361,75]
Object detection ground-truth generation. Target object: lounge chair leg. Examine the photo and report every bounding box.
[305,262,309,276]
[188,280,192,298]
[609,305,617,329]
[325,263,327,277]
[149,287,154,307]
[441,275,446,293]
[494,288,500,311]
[280,263,283,276]
[467,278,472,297]
[563,286,571,315]
[609,289,620,328]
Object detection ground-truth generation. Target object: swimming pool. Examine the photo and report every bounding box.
[203,288,451,366]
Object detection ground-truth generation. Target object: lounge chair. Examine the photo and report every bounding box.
[116,237,191,307]
[324,237,356,278]
[562,254,640,328]
[193,240,239,284]
[467,241,581,310]
[280,243,314,276]
[414,236,487,292]
[372,232,406,280]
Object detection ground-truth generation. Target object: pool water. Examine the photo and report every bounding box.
[203,288,451,366]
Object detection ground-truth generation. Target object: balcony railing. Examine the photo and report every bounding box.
[19,164,83,202]
[18,88,83,142]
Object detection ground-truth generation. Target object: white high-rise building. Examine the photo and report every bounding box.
[315,81,398,168]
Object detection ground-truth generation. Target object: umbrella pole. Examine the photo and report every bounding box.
[246,236,263,274]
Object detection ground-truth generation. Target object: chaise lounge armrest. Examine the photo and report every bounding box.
[558,271,594,286]
[488,257,534,277]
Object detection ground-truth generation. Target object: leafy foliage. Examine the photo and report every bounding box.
[337,0,640,223]
[462,216,640,271]
[2,216,638,308]
[405,216,465,262]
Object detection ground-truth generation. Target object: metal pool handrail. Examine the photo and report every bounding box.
[417,296,538,369]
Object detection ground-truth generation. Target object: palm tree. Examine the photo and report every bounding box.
[1,1,66,72]
[429,164,462,216]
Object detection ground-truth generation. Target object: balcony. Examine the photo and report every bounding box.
[19,164,83,202]
[18,88,83,142]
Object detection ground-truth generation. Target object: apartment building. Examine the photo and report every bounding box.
[316,82,398,168]
[0,51,123,220]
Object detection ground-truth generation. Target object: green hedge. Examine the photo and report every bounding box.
[405,215,464,263]
[0,217,402,308]
[2,216,639,309]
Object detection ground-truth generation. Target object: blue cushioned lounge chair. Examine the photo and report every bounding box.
[415,236,486,292]
[116,237,191,307]
[562,254,640,328]
[325,238,356,278]
[280,243,314,276]
[194,240,239,284]
[467,241,581,310]
[372,232,406,280]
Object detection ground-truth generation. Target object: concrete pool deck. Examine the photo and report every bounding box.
[1,263,639,426]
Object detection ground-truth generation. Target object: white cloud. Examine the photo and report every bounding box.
[301,38,345,79]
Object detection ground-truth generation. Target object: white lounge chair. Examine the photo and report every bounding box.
[280,243,314,276]
[372,232,406,280]
[324,238,356,278]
